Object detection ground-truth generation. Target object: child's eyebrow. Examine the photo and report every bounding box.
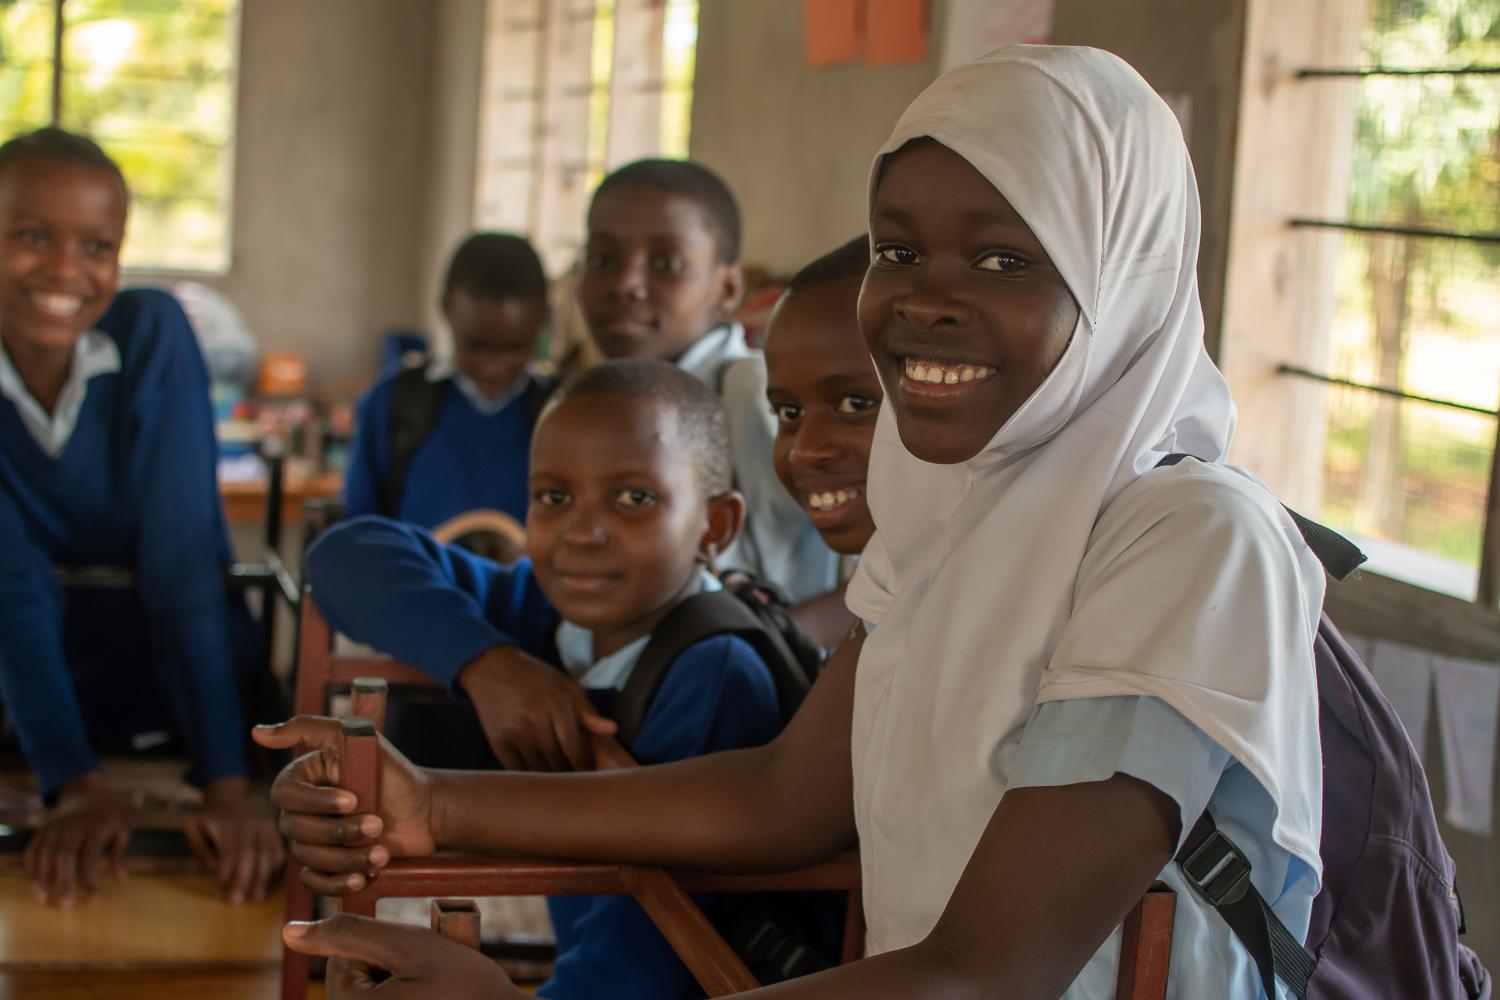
[819,372,880,393]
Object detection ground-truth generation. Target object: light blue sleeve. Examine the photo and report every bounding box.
[1008,695,1231,845]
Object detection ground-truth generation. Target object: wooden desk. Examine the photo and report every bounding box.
[220,473,342,527]
[0,873,284,967]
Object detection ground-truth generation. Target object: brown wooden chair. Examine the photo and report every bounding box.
[282,592,864,999]
[282,592,1174,999]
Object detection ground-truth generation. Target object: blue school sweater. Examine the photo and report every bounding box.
[304,516,784,1000]
[0,288,247,798]
[342,368,537,529]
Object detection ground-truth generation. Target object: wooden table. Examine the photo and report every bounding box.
[220,473,342,527]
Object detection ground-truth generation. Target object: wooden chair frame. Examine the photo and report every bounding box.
[282,591,1174,999]
[283,592,863,999]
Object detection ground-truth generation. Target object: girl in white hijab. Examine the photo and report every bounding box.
[265,45,1325,1000]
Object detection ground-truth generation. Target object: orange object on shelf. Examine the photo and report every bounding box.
[259,352,308,397]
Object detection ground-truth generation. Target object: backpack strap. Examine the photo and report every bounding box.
[1176,811,1316,999]
[384,364,448,517]
[1157,454,1367,581]
[521,371,557,427]
[614,590,797,751]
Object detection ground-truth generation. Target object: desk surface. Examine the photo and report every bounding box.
[0,874,284,967]
[220,472,342,525]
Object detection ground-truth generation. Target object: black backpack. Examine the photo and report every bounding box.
[610,577,838,984]
[613,578,824,750]
[381,363,555,518]
[1158,455,1490,1000]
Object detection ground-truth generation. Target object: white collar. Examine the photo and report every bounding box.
[0,330,122,457]
[555,569,723,690]
[674,323,750,382]
[424,356,530,417]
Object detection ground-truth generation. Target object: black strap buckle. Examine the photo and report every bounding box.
[1181,828,1253,907]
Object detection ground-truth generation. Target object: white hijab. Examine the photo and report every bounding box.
[846,46,1324,953]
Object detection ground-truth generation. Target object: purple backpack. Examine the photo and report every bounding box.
[1160,456,1490,999]
[1302,616,1489,1000]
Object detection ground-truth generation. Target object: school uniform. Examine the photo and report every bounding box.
[0,288,249,799]
[846,48,1325,999]
[342,359,542,528]
[676,323,838,604]
[305,515,784,1000]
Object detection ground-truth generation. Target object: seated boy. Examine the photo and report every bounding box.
[0,128,280,907]
[303,359,784,999]
[576,160,837,606]
[343,232,552,534]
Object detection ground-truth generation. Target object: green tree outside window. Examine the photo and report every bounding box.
[0,0,239,272]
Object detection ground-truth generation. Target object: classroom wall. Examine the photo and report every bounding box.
[1050,0,1246,357]
[131,0,443,386]
[688,0,1246,355]
[688,0,942,277]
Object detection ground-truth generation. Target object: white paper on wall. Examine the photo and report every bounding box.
[939,0,1055,72]
[1432,654,1500,837]
[1367,639,1435,754]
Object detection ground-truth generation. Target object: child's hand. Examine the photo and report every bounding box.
[252,716,435,896]
[283,914,525,999]
[184,777,285,906]
[458,646,617,772]
[23,772,129,907]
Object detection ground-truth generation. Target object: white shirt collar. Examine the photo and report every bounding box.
[0,330,121,457]
[554,569,723,690]
[674,322,750,382]
[424,356,529,417]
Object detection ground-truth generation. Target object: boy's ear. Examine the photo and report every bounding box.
[699,489,746,566]
[715,263,746,322]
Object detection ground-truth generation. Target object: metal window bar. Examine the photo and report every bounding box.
[1296,65,1500,78]
[1276,364,1500,608]
[1274,365,1500,418]
[1287,218,1500,245]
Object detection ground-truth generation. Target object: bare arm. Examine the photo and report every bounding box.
[790,585,856,650]
[258,630,862,892]
[283,767,1177,999]
[435,627,859,869]
[744,772,1178,998]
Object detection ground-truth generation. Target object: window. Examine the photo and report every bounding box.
[474,0,700,275]
[0,0,241,273]
[1224,0,1499,605]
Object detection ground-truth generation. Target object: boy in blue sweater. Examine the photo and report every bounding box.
[0,128,281,907]
[343,232,551,533]
[299,359,783,998]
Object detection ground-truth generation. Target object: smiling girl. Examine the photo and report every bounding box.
[267,46,1323,999]
[0,128,282,909]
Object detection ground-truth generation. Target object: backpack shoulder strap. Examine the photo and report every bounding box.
[383,364,449,517]
[521,372,557,427]
[1176,811,1317,999]
[1157,454,1367,581]
[614,591,770,750]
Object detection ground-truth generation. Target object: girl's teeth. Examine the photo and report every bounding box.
[807,488,861,511]
[903,358,997,386]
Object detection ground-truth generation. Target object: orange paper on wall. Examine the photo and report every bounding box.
[866,0,928,66]
[804,0,861,69]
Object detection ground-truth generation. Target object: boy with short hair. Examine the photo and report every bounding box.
[303,359,785,998]
[577,159,838,606]
[343,232,552,531]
